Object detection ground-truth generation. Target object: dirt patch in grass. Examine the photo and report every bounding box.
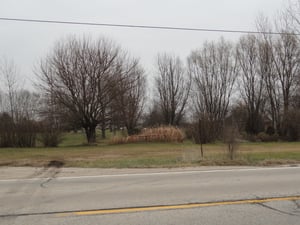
[47,160,65,168]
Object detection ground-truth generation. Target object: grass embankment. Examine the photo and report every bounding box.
[0,132,299,168]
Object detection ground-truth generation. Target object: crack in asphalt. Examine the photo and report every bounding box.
[39,160,64,188]
[292,200,300,208]
[40,169,61,188]
[27,167,49,179]
[292,200,300,213]
[256,202,300,217]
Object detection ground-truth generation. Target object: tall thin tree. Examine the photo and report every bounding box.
[155,54,191,126]
[188,38,238,141]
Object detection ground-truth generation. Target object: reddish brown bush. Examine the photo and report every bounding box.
[109,126,185,144]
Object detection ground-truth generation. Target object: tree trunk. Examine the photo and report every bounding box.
[200,143,204,158]
[101,126,106,139]
[85,125,96,144]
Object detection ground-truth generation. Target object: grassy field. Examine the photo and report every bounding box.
[0,132,300,168]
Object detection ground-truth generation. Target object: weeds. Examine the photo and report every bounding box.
[110,126,185,144]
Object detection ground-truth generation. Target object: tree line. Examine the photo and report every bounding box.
[0,2,300,146]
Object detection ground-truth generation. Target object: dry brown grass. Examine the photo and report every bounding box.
[110,126,185,144]
[1,131,299,168]
[0,142,300,168]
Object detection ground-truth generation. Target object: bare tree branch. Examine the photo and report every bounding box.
[37,35,130,143]
[155,53,191,125]
[188,38,238,141]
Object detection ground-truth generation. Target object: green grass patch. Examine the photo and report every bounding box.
[243,151,300,164]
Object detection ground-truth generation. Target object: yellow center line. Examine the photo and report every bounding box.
[57,196,300,217]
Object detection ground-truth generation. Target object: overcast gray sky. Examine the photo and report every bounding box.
[0,0,287,88]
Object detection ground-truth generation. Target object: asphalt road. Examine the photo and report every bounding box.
[0,166,300,225]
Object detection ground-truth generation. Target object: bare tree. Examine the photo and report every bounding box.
[273,32,300,136]
[256,14,300,136]
[38,92,65,147]
[155,54,191,126]
[38,36,131,144]
[259,40,281,134]
[272,33,299,116]
[286,0,300,32]
[113,60,146,135]
[0,58,40,147]
[188,38,238,141]
[0,58,40,122]
[15,90,40,121]
[143,101,165,127]
[236,35,265,135]
[256,17,282,133]
[191,114,211,156]
[0,57,19,122]
[98,55,145,138]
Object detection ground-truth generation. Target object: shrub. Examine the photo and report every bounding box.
[15,119,38,147]
[0,113,15,147]
[39,131,63,147]
[109,136,127,145]
[282,110,300,141]
[257,132,279,142]
[109,126,185,144]
[265,126,275,136]
[139,126,185,143]
[38,120,63,147]
[187,117,221,144]
[223,125,239,160]
[0,113,38,147]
